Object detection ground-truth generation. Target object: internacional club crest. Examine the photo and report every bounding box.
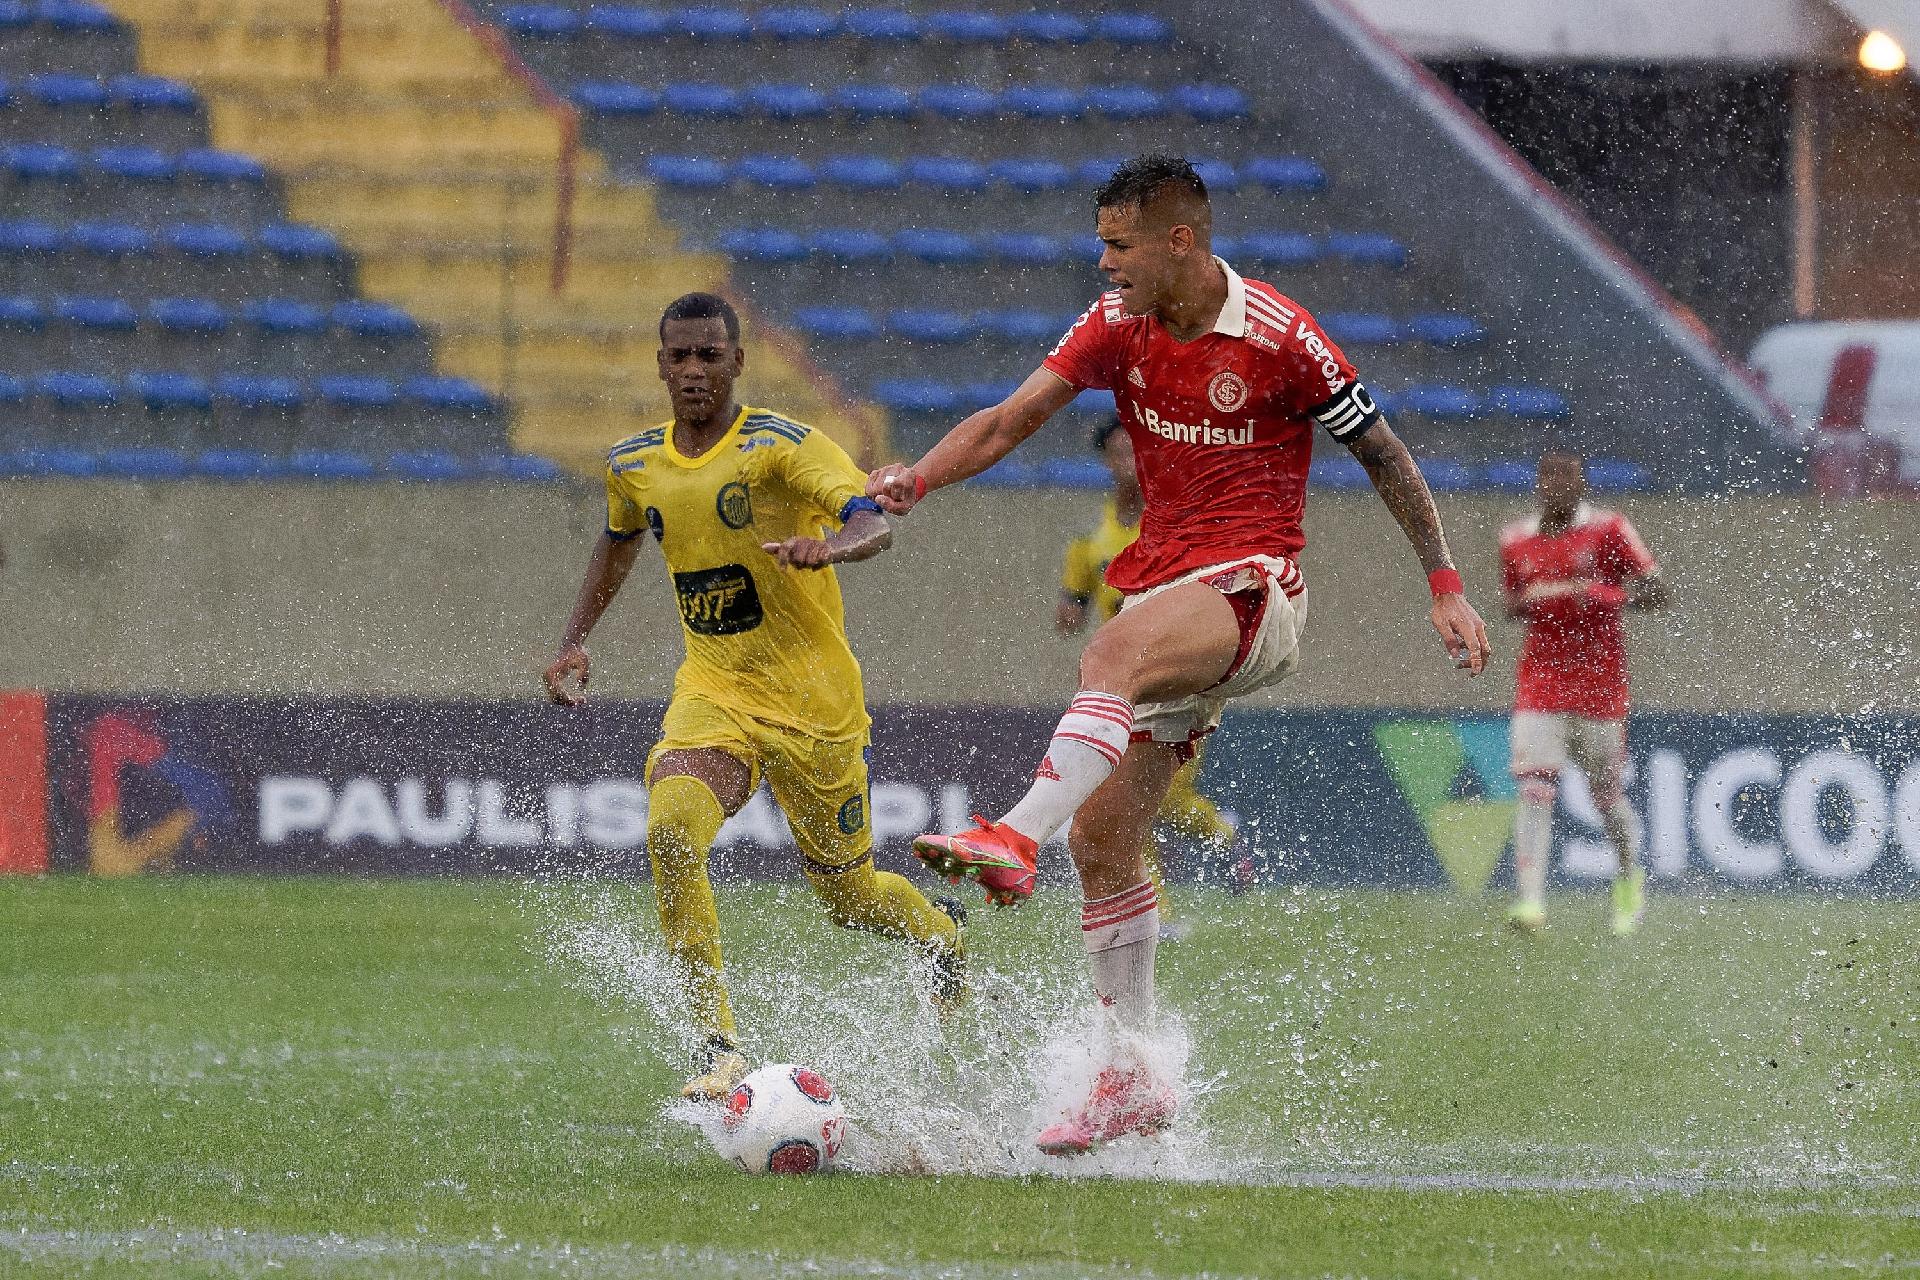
[1207,370,1250,413]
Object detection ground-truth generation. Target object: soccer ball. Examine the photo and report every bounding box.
[721,1063,848,1175]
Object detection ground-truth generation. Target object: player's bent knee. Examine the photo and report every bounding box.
[646,775,725,865]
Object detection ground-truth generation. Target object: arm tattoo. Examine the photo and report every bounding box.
[1348,422,1455,575]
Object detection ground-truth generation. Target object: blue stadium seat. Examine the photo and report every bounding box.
[27,73,107,109]
[1173,84,1252,121]
[927,10,1008,43]
[1036,458,1111,489]
[834,84,914,119]
[401,376,496,412]
[818,153,902,190]
[745,83,829,119]
[54,294,135,331]
[918,84,997,119]
[1086,85,1165,120]
[1092,13,1173,43]
[213,373,303,410]
[893,228,980,264]
[959,380,1018,410]
[756,7,839,39]
[888,308,974,343]
[1008,12,1088,43]
[1327,232,1408,269]
[242,297,325,334]
[91,146,176,182]
[332,300,421,338]
[2,143,80,180]
[1073,157,1126,188]
[1322,313,1403,346]
[1421,459,1479,492]
[100,446,193,478]
[70,220,152,257]
[1066,388,1116,415]
[259,223,342,260]
[387,450,471,481]
[0,4,25,31]
[906,155,987,192]
[194,448,281,479]
[1586,459,1650,492]
[1190,159,1238,193]
[646,154,729,188]
[1490,385,1571,420]
[572,82,660,115]
[179,149,267,185]
[499,4,580,38]
[871,378,958,414]
[717,227,808,262]
[977,309,1058,342]
[985,232,1065,265]
[38,1,120,32]
[1237,232,1319,268]
[315,374,397,408]
[127,371,212,411]
[108,75,197,112]
[583,5,669,38]
[843,8,920,40]
[1000,85,1085,120]
[736,154,814,191]
[1481,460,1536,492]
[0,294,42,329]
[792,306,878,341]
[0,219,66,254]
[806,227,890,262]
[164,222,248,259]
[9,447,99,476]
[149,296,227,333]
[991,158,1072,191]
[0,370,24,402]
[676,7,751,39]
[36,370,117,405]
[483,453,565,482]
[287,449,377,479]
[1409,313,1488,347]
[1398,384,1483,419]
[661,82,744,117]
[1246,156,1328,194]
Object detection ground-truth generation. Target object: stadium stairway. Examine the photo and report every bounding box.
[96,0,886,470]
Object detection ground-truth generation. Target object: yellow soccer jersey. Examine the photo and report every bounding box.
[605,406,875,741]
[1061,498,1140,622]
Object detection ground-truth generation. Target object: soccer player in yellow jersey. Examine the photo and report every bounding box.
[543,293,964,1101]
[1055,420,1243,928]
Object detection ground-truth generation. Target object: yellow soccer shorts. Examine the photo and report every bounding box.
[645,693,872,874]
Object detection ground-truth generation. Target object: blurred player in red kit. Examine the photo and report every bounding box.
[867,155,1492,1156]
[1500,451,1670,935]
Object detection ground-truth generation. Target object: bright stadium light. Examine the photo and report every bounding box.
[1859,29,1907,74]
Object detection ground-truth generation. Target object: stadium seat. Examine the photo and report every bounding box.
[1408,313,1488,347]
[1073,157,1127,188]
[887,308,974,343]
[1490,385,1571,420]
[26,72,107,109]
[213,373,302,410]
[99,445,193,478]
[584,6,669,39]
[91,146,175,182]
[1086,85,1164,119]
[36,369,117,405]
[1173,84,1252,121]
[906,155,987,192]
[193,448,281,479]
[990,158,1072,191]
[0,292,42,330]
[1322,313,1404,346]
[843,9,920,40]
[286,448,378,479]
[2,142,80,180]
[892,228,980,264]
[1327,232,1408,269]
[164,221,247,259]
[792,306,878,341]
[1000,85,1085,120]
[499,5,580,38]
[70,220,151,258]
[149,296,228,334]
[314,373,397,409]
[1419,459,1478,492]
[1237,232,1319,268]
[834,84,914,119]
[108,75,197,112]
[179,149,267,186]
[918,84,997,120]
[1190,159,1239,193]
[977,309,1059,342]
[807,227,890,261]
[661,82,744,117]
[676,7,751,40]
[646,154,729,188]
[54,293,135,332]
[387,450,471,481]
[1586,459,1651,492]
[745,83,829,119]
[756,7,839,40]
[819,153,902,189]
[1398,384,1483,419]
[737,154,814,191]
[717,227,808,262]
[483,454,565,482]
[1036,458,1110,488]
[1245,156,1328,194]
[1481,460,1536,492]
[1066,388,1116,415]
[1092,13,1173,43]
[242,297,325,334]
[1009,13,1089,43]
[926,11,1009,43]
[959,379,1018,410]
[985,232,1065,265]
[39,1,120,32]
[8,447,99,476]
[400,375,496,413]
[573,82,659,116]
[127,370,212,411]
[331,300,421,338]
[870,378,957,413]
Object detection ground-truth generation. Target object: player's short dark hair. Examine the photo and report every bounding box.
[659,291,741,344]
[1094,154,1209,214]
[1093,416,1126,452]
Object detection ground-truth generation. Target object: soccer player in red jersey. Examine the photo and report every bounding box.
[1499,451,1669,936]
[867,155,1492,1156]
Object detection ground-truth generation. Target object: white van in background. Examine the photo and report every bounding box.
[1749,321,1920,496]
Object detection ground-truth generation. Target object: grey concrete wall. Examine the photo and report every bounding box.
[1,479,1913,714]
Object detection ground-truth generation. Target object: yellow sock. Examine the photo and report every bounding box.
[805,856,959,952]
[1158,767,1237,849]
[646,775,735,1045]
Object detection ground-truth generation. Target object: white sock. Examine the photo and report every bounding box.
[1600,800,1640,876]
[1513,776,1554,908]
[1083,880,1158,1032]
[1001,691,1134,844]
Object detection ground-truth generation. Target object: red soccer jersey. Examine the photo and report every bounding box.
[1041,260,1381,593]
[1499,505,1659,718]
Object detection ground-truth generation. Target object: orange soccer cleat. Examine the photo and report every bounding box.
[1035,1064,1177,1157]
[911,816,1038,906]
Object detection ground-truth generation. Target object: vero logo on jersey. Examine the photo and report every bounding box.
[1296,321,1349,396]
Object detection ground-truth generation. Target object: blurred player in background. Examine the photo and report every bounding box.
[544,292,965,1101]
[1056,416,1245,931]
[869,156,1491,1156]
[1500,451,1669,935]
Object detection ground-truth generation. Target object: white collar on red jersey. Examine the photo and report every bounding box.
[1520,502,1600,536]
[1210,256,1250,337]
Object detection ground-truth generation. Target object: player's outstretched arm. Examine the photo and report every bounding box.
[544,530,644,706]
[867,369,1079,513]
[1347,420,1493,675]
[762,508,892,570]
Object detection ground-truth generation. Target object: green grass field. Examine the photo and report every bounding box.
[2,875,1915,1278]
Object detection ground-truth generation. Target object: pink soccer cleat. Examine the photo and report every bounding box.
[912,816,1038,906]
[1035,1064,1177,1157]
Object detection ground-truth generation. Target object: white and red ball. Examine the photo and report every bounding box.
[720,1064,847,1175]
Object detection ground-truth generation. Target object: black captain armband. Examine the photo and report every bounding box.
[1309,382,1383,443]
